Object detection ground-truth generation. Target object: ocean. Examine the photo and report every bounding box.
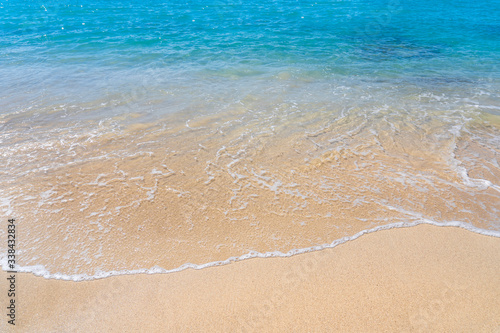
[1,0,499,280]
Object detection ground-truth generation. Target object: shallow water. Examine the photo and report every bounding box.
[1,0,499,280]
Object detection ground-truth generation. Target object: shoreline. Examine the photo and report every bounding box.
[2,224,500,332]
[3,220,500,281]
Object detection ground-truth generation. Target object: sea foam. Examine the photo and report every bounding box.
[2,220,499,282]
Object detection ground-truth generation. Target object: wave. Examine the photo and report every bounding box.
[2,219,499,282]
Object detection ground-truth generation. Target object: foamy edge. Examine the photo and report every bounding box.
[2,220,499,281]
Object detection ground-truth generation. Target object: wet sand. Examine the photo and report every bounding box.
[7,109,500,277]
[1,224,499,332]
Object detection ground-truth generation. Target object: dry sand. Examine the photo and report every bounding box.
[1,224,500,332]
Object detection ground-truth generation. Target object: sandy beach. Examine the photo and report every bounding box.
[1,224,499,332]
[2,2,500,332]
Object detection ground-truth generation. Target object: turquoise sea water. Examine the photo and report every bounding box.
[2,0,499,115]
[1,1,500,279]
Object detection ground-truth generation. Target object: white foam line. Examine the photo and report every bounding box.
[2,220,499,282]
